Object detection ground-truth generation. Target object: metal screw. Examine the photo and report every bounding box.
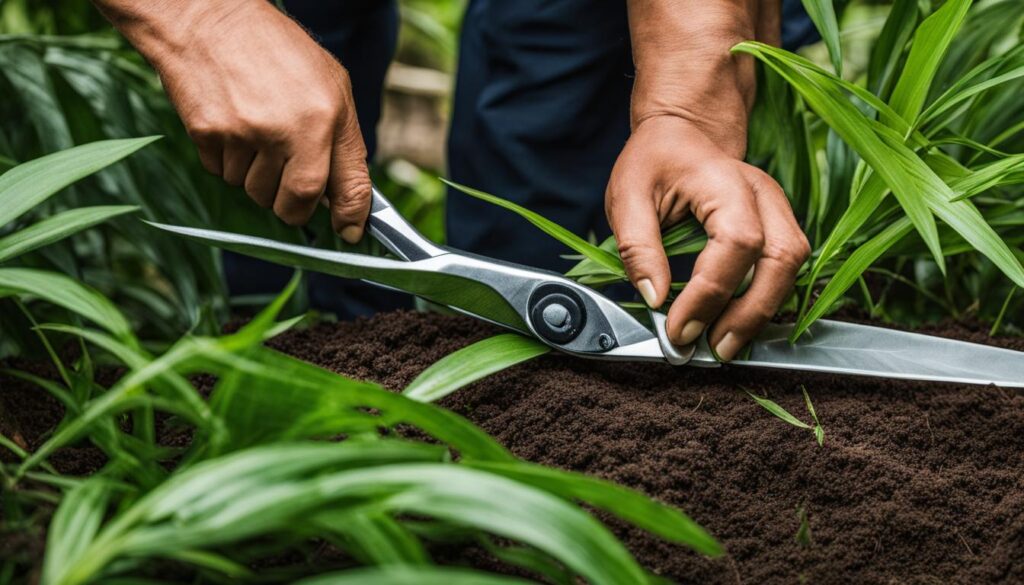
[598,333,614,350]
[542,303,571,329]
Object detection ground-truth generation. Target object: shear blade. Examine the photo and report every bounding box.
[736,319,1024,389]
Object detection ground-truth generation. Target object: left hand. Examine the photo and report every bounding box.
[605,115,810,361]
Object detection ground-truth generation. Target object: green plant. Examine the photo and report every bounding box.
[441,0,1024,338]
[745,386,825,447]
[1,143,718,585]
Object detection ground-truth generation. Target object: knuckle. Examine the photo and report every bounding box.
[616,238,660,266]
[285,174,328,201]
[771,233,812,270]
[689,272,734,302]
[717,228,765,257]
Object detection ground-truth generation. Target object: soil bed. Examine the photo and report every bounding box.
[267,311,1024,584]
[3,310,1024,583]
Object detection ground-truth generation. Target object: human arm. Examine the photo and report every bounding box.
[607,0,810,360]
[91,0,372,242]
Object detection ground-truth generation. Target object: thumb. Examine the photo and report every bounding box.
[606,173,671,309]
[328,106,373,244]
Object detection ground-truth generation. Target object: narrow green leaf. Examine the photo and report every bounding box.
[294,567,534,585]
[886,0,971,127]
[469,460,722,556]
[746,390,812,429]
[868,0,919,96]
[442,178,625,276]
[42,478,113,585]
[404,334,550,403]
[800,0,843,75]
[0,205,138,263]
[0,137,159,228]
[0,268,133,342]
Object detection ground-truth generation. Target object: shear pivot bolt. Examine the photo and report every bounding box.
[542,303,571,329]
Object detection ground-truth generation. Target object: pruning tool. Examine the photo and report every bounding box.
[150,187,1024,389]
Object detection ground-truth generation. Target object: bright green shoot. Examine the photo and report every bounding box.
[746,386,825,447]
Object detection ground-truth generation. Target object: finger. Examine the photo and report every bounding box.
[605,159,671,309]
[222,143,256,187]
[244,150,285,208]
[327,103,372,244]
[273,145,330,226]
[192,134,223,176]
[666,166,764,346]
[709,172,810,361]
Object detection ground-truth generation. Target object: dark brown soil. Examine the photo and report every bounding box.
[4,311,1023,584]
[265,311,1024,585]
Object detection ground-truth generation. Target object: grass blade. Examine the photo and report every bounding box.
[800,0,843,75]
[442,178,625,277]
[404,334,550,403]
[745,390,812,429]
[868,0,919,96]
[0,137,158,228]
[294,566,535,585]
[0,205,138,263]
[885,0,971,127]
[0,268,134,342]
[468,460,722,556]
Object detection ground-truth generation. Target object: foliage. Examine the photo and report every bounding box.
[0,143,718,585]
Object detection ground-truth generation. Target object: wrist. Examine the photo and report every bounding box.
[627,1,758,159]
[93,0,251,67]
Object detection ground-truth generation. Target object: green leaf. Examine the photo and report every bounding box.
[0,136,159,228]
[0,268,133,342]
[885,0,971,127]
[468,461,722,557]
[404,334,550,403]
[42,477,114,585]
[442,178,625,277]
[294,566,535,585]
[868,0,919,96]
[797,218,914,334]
[0,205,138,263]
[800,0,843,75]
[746,390,812,430]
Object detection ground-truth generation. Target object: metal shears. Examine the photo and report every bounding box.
[150,187,1024,389]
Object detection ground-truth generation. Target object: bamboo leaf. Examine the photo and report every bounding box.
[442,178,626,276]
[42,477,115,585]
[800,0,843,75]
[746,391,812,430]
[885,0,972,127]
[0,205,138,263]
[294,566,534,585]
[0,137,159,228]
[0,268,133,342]
[468,460,722,556]
[404,334,550,403]
[868,0,919,96]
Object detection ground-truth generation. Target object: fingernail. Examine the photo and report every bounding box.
[340,225,363,244]
[678,320,705,345]
[637,278,658,308]
[714,332,744,362]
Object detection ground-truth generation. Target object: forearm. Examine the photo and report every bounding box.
[626,0,777,158]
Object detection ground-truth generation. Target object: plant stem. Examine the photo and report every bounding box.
[990,287,1017,336]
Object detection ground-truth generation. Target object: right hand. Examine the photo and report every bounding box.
[122,1,371,242]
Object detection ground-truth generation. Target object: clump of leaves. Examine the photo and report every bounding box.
[746,386,825,447]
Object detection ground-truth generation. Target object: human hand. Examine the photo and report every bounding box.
[102,0,371,242]
[605,115,810,361]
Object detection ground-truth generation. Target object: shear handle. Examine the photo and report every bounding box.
[367,186,446,261]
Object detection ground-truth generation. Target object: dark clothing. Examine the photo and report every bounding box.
[226,0,815,317]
